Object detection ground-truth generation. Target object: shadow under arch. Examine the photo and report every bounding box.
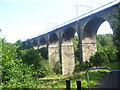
[49,32,59,44]
[62,27,76,42]
[32,39,38,46]
[39,36,47,46]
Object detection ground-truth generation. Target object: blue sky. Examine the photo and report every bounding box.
[0,0,118,43]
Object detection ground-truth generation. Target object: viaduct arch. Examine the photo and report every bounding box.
[23,3,119,75]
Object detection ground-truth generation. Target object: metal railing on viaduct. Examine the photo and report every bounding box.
[23,0,119,75]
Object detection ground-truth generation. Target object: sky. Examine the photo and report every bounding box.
[0,0,119,43]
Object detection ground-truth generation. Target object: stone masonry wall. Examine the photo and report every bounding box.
[61,39,75,75]
[48,42,60,68]
[82,38,97,62]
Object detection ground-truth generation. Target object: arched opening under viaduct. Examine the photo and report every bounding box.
[27,40,31,45]
[39,37,47,46]
[73,32,80,63]
[33,39,38,46]
[97,21,113,35]
[62,27,75,41]
[49,33,59,44]
[38,37,48,60]
[82,16,113,62]
[96,21,114,51]
[32,39,38,49]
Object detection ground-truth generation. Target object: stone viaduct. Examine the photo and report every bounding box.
[23,2,119,75]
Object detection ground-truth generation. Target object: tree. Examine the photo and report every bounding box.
[74,36,80,62]
[90,34,117,66]
[15,40,51,77]
[20,48,41,67]
[113,3,120,61]
[1,38,39,88]
[96,34,114,48]
[90,51,109,66]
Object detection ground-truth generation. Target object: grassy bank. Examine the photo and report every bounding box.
[38,62,120,88]
[38,70,107,88]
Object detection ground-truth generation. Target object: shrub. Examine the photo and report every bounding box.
[75,61,93,72]
[90,51,109,67]
[96,34,117,63]
[2,59,38,88]
[20,48,41,66]
[53,61,62,74]
[20,48,52,78]
[103,46,117,63]
[1,38,39,88]
[35,60,53,78]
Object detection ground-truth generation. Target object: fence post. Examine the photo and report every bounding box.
[66,80,70,89]
[76,80,81,90]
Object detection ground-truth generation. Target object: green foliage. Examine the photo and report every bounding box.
[89,45,117,67]
[103,46,117,63]
[113,3,120,61]
[75,61,93,72]
[1,38,39,88]
[96,34,114,49]
[15,40,54,78]
[74,34,117,71]
[20,48,42,67]
[89,34,117,67]
[53,61,62,74]
[2,59,38,88]
[38,69,109,88]
[37,60,53,77]
[74,36,80,62]
[18,46,52,78]
[15,40,32,50]
[39,47,48,60]
[113,4,120,49]
[2,39,18,60]
[90,51,109,67]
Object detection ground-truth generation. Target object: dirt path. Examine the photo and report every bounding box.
[93,73,109,88]
[93,68,120,88]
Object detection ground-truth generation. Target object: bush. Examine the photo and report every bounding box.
[116,50,120,62]
[90,51,109,67]
[20,48,52,78]
[103,46,117,63]
[20,48,42,66]
[53,61,62,74]
[96,34,117,64]
[75,61,93,72]
[1,38,39,88]
[34,60,53,78]
[2,59,38,88]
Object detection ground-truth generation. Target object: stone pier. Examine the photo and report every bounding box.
[61,39,75,75]
[48,42,60,68]
[82,38,97,62]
